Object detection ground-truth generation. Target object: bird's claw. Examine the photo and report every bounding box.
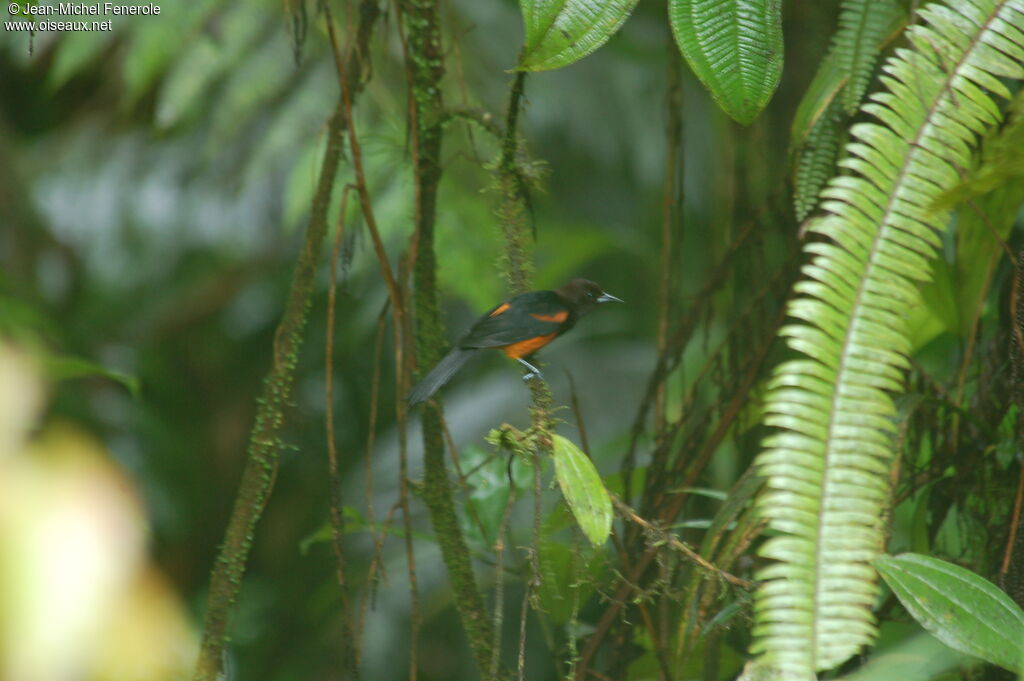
[516,358,544,382]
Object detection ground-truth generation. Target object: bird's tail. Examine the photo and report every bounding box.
[407,347,474,405]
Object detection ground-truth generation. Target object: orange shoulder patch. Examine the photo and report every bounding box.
[529,310,569,323]
[501,333,559,359]
[489,302,510,317]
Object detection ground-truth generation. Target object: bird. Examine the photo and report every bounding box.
[407,279,622,405]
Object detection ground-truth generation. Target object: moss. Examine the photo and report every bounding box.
[195,99,348,681]
[402,0,497,675]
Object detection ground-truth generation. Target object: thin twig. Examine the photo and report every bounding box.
[566,370,590,457]
[491,474,517,680]
[324,8,423,680]
[325,184,360,680]
[611,496,752,589]
[324,10,403,319]
[655,46,684,441]
[365,303,390,542]
[1002,459,1024,576]
[440,415,490,541]
[576,303,785,681]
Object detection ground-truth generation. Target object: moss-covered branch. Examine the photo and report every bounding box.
[496,71,534,298]
[193,98,345,681]
[193,5,380,679]
[400,0,496,676]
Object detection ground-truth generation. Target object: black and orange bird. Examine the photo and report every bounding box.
[407,279,622,405]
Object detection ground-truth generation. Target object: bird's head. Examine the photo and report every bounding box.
[556,279,623,316]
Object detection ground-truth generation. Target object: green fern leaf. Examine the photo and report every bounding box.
[794,103,844,222]
[835,0,906,114]
[518,0,640,71]
[913,92,1024,340]
[668,0,783,125]
[790,0,905,142]
[751,0,1024,676]
[791,0,906,220]
[936,90,1024,208]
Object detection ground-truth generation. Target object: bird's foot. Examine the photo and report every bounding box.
[517,358,544,382]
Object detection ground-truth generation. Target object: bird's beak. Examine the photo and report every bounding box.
[596,291,623,304]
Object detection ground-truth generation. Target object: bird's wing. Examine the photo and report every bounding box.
[459,291,569,349]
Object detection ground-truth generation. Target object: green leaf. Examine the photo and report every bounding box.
[300,507,435,554]
[536,537,603,622]
[789,0,905,143]
[668,0,783,125]
[551,434,612,546]
[834,0,906,115]
[790,0,906,220]
[120,0,219,104]
[43,355,140,398]
[936,92,1024,207]
[48,33,111,91]
[875,553,1024,673]
[793,103,843,221]
[671,486,729,501]
[517,0,640,71]
[838,626,976,681]
[791,58,846,151]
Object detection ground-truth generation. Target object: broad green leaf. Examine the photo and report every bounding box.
[462,444,533,548]
[155,38,222,129]
[517,0,640,71]
[551,434,612,546]
[669,0,783,125]
[876,553,1024,673]
[536,537,603,622]
[839,626,975,681]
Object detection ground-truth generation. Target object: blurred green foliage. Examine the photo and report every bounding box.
[2,0,1022,679]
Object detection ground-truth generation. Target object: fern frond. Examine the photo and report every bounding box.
[791,0,905,220]
[834,0,905,115]
[794,103,843,222]
[937,90,1024,208]
[751,0,1024,676]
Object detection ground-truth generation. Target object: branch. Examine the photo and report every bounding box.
[399,0,496,676]
[192,6,381,679]
[611,496,753,589]
[193,98,345,681]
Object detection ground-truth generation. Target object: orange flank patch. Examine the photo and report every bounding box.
[529,310,569,323]
[489,302,510,317]
[501,333,558,359]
